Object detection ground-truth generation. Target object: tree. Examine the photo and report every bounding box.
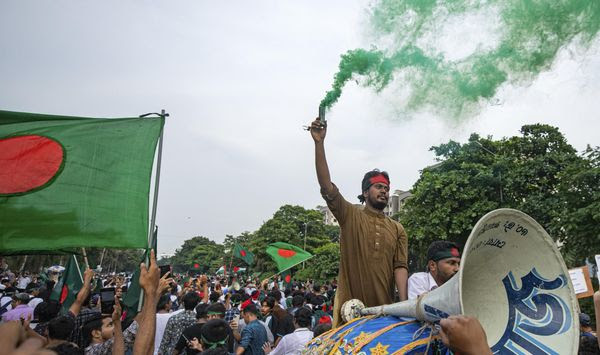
[397,124,587,271]
[558,146,600,266]
[297,242,340,281]
[249,205,338,274]
[169,236,224,273]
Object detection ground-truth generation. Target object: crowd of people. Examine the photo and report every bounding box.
[2,243,600,354]
[0,249,525,355]
[0,251,341,355]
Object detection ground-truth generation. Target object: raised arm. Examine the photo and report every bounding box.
[310,117,334,195]
[69,268,94,317]
[111,300,124,355]
[133,249,160,355]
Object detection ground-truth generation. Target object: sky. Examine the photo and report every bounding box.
[1,1,599,255]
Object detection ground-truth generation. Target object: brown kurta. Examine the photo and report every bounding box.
[322,184,408,327]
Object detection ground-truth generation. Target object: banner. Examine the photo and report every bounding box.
[0,110,164,252]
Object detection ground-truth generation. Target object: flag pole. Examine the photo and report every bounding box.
[81,248,90,269]
[72,255,84,283]
[138,109,167,312]
[147,109,166,249]
[228,239,236,277]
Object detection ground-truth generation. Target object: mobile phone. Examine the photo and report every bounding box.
[100,287,116,314]
[233,314,240,323]
[159,265,171,278]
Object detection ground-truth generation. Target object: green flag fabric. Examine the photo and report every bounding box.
[122,226,157,315]
[50,255,83,312]
[233,243,254,265]
[266,242,313,273]
[0,110,164,253]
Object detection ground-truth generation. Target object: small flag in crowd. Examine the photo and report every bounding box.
[280,269,293,288]
[232,266,247,273]
[216,265,226,275]
[233,243,254,265]
[266,242,313,272]
[50,255,83,312]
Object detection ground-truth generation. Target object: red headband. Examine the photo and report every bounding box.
[369,174,389,186]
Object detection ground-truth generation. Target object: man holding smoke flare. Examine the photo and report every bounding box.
[309,116,409,326]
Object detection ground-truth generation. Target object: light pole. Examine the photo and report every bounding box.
[302,221,311,269]
[475,141,503,204]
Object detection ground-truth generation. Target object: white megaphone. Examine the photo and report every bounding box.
[341,209,579,354]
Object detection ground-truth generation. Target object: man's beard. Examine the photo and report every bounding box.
[368,197,387,211]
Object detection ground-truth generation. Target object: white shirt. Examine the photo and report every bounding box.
[28,297,43,311]
[269,328,313,355]
[407,272,438,300]
[153,312,174,355]
[17,277,31,290]
[0,296,12,313]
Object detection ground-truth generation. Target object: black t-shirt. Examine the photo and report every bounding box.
[175,321,235,354]
[271,313,295,341]
[175,323,205,355]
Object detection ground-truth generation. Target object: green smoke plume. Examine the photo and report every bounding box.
[320,0,600,118]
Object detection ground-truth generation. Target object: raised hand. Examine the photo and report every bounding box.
[309,117,327,143]
[439,315,492,355]
[139,249,160,294]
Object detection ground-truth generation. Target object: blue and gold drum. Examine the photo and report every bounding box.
[305,315,449,354]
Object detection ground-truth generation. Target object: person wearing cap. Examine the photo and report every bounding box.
[310,117,409,326]
[579,313,596,339]
[407,241,461,300]
[1,292,33,322]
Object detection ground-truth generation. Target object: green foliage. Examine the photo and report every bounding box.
[399,124,598,271]
[155,205,340,280]
[558,146,600,267]
[169,236,224,273]
[297,242,340,281]
[249,205,338,275]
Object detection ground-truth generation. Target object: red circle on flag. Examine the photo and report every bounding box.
[284,274,291,283]
[278,249,296,258]
[234,266,240,272]
[194,263,200,268]
[0,135,64,195]
[59,285,68,304]
[240,250,246,257]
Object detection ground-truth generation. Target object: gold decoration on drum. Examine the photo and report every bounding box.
[369,342,390,355]
[354,332,371,346]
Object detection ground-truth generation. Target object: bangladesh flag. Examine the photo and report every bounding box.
[280,269,292,288]
[191,262,202,271]
[233,243,254,265]
[232,266,247,273]
[0,110,164,253]
[50,255,83,312]
[266,242,313,273]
